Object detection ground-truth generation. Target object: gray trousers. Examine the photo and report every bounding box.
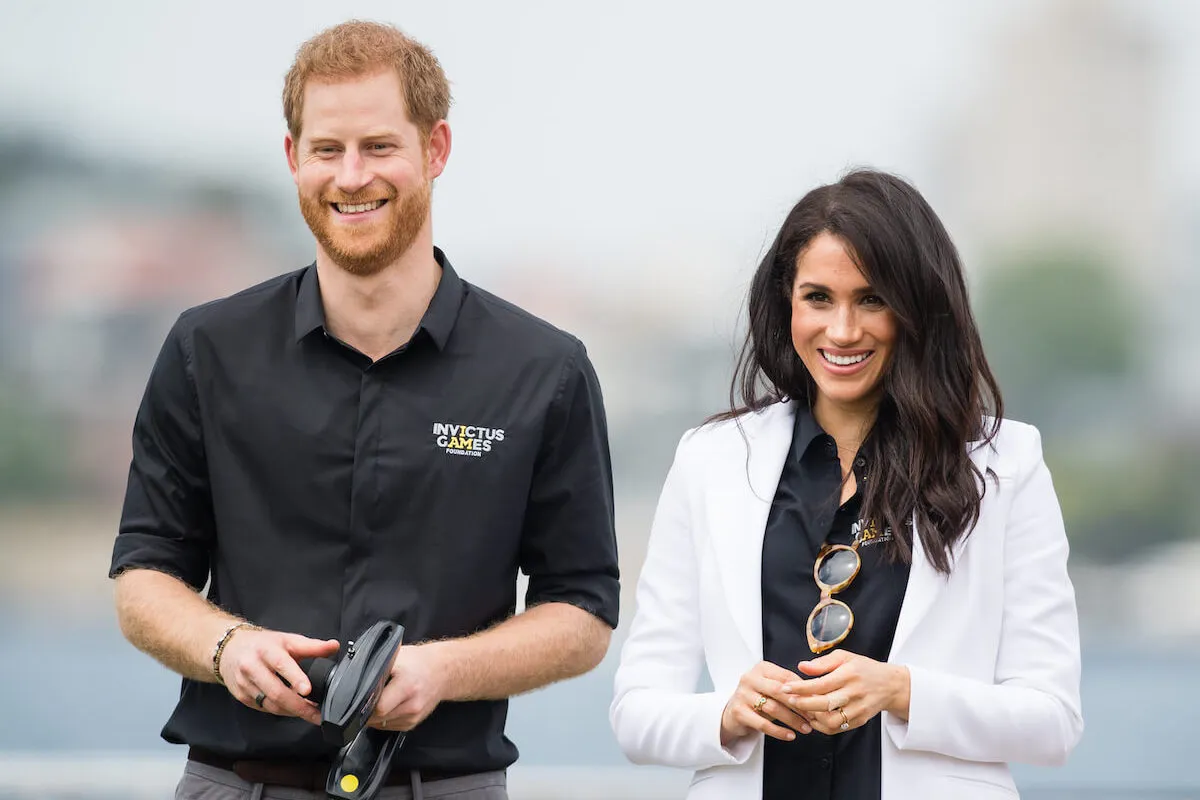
[176,760,508,800]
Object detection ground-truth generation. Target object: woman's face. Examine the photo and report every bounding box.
[790,232,897,417]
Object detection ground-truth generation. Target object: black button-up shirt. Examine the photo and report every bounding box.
[761,410,910,800]
[109,249,620,774]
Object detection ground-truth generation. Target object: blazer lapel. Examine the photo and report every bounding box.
[705,402,796,659]
[889,438,995,658]
[888,514,940,660]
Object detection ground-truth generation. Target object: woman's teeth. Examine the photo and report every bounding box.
[821,351,869,366]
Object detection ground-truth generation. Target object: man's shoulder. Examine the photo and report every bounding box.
[175,268,306,335]
[461,281,584,359]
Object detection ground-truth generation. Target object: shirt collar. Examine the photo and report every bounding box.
[293,263,324,342]
[792,406,829,462]
[420,248,465,351]
[793,406,873,477]
[293,247,465,351]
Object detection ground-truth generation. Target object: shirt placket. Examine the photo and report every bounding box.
[341,361,385,642]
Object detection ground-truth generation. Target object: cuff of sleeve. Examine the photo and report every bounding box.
[526,587,619,630]
[884,663,940,753]
[699,691,757,766]
[883,708,911,751]
[109,533,208,590]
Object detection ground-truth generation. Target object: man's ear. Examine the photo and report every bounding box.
[285,134,300,186]
[424,120,452,180]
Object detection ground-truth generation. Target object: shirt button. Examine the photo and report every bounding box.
[825,441,837,457]
[820,756,832,770]
[854,457,866,468]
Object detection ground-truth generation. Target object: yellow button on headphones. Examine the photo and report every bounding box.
[340,774,360,793]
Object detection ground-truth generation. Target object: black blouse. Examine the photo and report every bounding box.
[761,410,911,800]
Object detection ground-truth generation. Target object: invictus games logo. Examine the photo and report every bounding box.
[432,422,506,458]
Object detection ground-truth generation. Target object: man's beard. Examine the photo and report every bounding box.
[299,178,432,277]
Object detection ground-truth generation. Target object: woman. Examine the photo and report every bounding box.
[609,170,1082,800]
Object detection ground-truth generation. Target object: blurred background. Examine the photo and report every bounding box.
[1,0,1198,797]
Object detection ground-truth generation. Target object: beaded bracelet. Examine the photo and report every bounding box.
[212,621,261,685]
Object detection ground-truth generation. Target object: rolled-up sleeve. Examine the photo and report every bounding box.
[109,316,213,589]
[519,340,619,628]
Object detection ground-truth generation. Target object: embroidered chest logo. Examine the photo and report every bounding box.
[432,422,506,458]
[851,518,893,548]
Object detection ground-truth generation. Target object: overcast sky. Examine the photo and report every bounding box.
[2,0,1197,310]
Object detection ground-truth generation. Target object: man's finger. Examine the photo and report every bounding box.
[249,664,320,721]
[281,634,341,659]
[270,651,312,697]
[369,677,414,723]
[231,677,264,711]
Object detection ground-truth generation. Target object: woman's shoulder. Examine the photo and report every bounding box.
[974,416,1046,479]
[679,400,795,451]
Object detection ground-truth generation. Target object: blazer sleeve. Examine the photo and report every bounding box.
[885,423,1084,765]
[610,432,757,769]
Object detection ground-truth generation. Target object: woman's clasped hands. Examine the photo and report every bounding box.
[720,651,911,746]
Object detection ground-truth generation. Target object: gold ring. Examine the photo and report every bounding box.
[826,694,847,712]
[752,695,768,713]
[838,708,850,731]
[381,718,387,728]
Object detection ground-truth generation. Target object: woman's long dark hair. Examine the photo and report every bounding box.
[717,169,1003,573]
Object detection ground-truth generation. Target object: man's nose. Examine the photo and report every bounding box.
[335,150,372,195]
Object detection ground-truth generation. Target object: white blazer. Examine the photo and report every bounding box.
[610,401,1083,800]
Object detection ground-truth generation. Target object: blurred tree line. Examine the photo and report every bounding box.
[0,136,72,503]
[2,129,1196,563]
[0,131,305,506]
[0,381,69,503]
[976,244,1198,563]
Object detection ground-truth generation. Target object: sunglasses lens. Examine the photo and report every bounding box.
[810,603,852,645]
[816,548,859,588]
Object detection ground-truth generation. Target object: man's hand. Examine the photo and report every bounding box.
[368,643,450,732]
[218,628,340,725]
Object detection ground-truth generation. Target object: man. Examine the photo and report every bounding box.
[110,20,619,800]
